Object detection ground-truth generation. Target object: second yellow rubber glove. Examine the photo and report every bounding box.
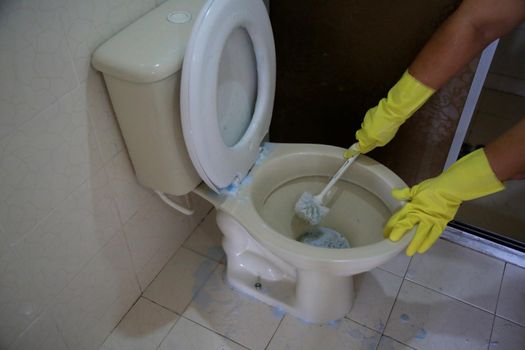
[384,149,505,256]
[344,71,435,159]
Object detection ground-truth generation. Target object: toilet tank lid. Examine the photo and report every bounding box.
[92,0,207,84]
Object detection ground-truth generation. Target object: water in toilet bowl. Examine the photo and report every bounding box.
[258,176,391,248]
[297,227,351,249]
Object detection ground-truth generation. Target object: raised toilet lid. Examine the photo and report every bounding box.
[180,0,276,193]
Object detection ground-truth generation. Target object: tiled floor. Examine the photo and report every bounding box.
[99,211,525,350]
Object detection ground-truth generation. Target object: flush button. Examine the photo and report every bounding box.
[167,11,191,24]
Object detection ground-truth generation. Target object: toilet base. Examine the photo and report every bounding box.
[217,210,355,324]
[225,264,355,324]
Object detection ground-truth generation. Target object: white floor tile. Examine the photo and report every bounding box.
[378,336,415,350]
[489,317,525,350]
[384,280,493,350]
[11,311,67,350]
[497,263,525,326]
[379,252,412,277]
[266,315,380,350]
[183,265,283,350]
[347,268,403,332]
[99,298,178,350]
[123,193,192,290]
[406,239,504,312]
[159,317,248,350]
[183,211,225,262]
[143,247,218,314]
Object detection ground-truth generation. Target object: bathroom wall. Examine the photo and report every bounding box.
[269,0,478,185]
[0,0,210,349]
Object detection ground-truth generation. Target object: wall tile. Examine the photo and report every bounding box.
[123,194,193,290]
[186,193,213,231]
[85,70,124,163]
[0,167,119,347]
[51,232,140,350]
[62,0,156,82]
[0,84,102,245]
[106,151,153,225]
[0,0,78,139]
[10,311,67,350]
[183,210,225,262]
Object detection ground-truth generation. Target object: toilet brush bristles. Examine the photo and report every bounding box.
[294,192,329,226]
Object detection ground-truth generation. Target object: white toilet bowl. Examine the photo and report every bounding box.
[92,0,414,325]
[194,142,413,323]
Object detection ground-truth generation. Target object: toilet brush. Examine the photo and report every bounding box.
[294,154,359,226]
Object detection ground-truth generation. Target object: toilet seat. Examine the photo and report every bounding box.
[180,0,276,193]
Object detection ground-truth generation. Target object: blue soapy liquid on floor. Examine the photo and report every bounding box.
[272,306,286,319]
[297,227,351,249]
[415,328,427,340]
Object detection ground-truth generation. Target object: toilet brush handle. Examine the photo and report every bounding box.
[318,154,359,202]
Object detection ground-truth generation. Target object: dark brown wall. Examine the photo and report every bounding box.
[269,0,475,185]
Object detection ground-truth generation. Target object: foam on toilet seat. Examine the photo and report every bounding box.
[297,227,351,249]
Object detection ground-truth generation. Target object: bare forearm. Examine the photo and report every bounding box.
[485,118,525,181]
[409,0,525,89]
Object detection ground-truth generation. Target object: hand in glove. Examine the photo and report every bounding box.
[384,149,505,256]
[344,71,434,159]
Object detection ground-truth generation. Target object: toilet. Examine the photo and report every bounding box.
[92,0,414,323]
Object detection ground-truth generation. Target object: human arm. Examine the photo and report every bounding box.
[354,0,525,256]
[484,118,525,181]
[410,0,525,90]
[345,0,525,158]
[386,117,525,256]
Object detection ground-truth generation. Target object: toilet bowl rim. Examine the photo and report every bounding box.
[217,142,415,266]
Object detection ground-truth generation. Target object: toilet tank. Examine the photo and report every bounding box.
[92,0,207,195]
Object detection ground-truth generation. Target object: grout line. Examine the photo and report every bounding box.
[493,262,507,319]
[401,278,496,316]
[120,226,143,292]
[97,295,144,348]
[178,316,251,349]
[264,315,285,350]
[154,316,180,350]
[178,207,214,249]
[129,198,216,294]
[381,257,413,333]
[176,261,222,317]
[487,314,497,350]
[141,295,182,317]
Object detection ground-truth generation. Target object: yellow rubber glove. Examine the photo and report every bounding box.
[344,71,435,159]
[384,149,505,256]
